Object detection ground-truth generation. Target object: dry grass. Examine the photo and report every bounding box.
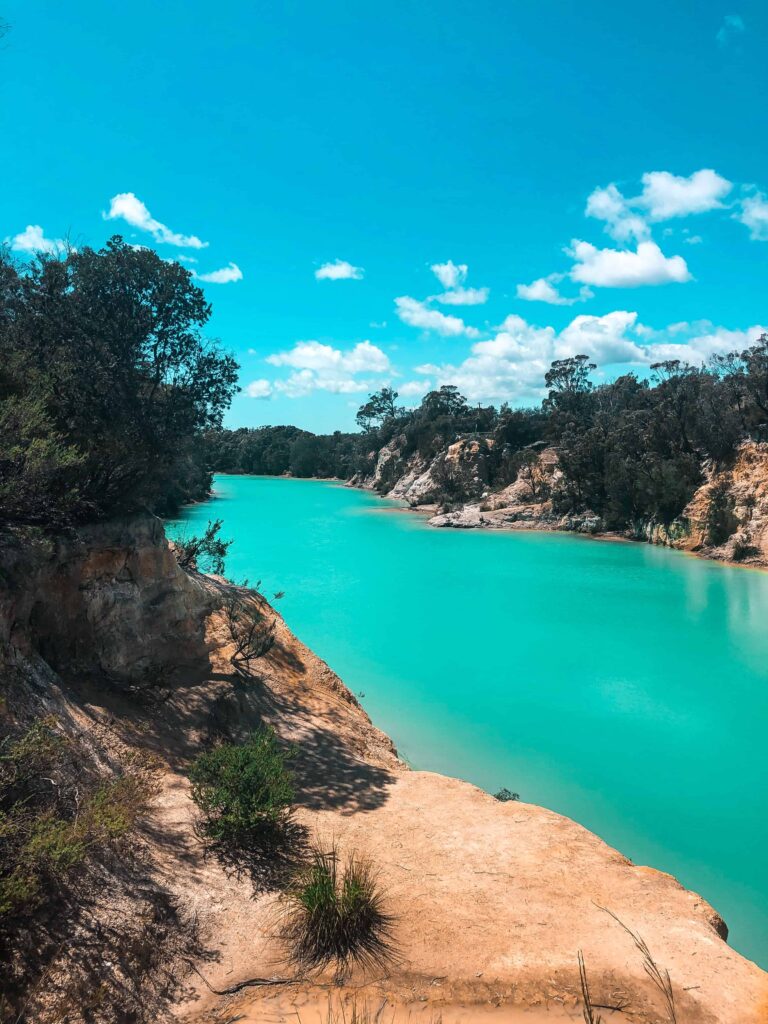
[600,907,677,1024]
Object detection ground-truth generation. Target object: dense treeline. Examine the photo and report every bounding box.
[0,238,239,526]
[202,424,362,478]
[206,339,768,530]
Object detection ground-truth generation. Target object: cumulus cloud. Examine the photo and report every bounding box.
[567,239,691,287]
[558,311,647,362]
[585,184,649,243]
[637,169,732,220]
[104,192,208,248]
[6,224,68,255]
[516,274,592,305]
[399,379,432,397]
[644,323,766,364]
[434,286,489,306]
[193,262,243,284]
[395,296,480,337]
[585,170,732,244]
[264,339,391,397]
[408,312,767,404]
[315,259,364,280]
[428,262,488,305]
[736,191,768,240]
[246,379,272,398]
[430,261,467,289]
[717,14,745,46]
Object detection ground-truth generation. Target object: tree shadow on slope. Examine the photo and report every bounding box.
[195,817,311,896]
[263,692,398,816]
[4,849,217,1024]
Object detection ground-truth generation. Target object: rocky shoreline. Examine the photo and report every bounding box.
[348,436,768,571]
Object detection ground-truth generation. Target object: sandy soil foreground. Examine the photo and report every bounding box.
[98,586,766,1024]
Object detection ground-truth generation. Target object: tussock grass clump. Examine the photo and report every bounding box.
[280,845,395,978]
[189,727,295,842]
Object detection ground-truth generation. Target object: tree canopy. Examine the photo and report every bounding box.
[0,236,239,525]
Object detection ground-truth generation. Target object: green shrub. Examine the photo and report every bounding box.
[0,721,147,920]
[493,787,519,802]
[174,518,232,575]
[279,845,395,977]
[188,727,295,841]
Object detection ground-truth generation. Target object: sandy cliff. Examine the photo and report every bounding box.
[2,517,766,1023]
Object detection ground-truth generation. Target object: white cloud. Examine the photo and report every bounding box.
[585,184,649,243]
[246,379,272,399]
[399,379,431,397]
[6,224,68,255]
[557,311,647,363]
[644,323,766,364]
[717,14,745,46]
[736,191,768,240]
[176,254,198,264]
[315,259,364,280]
[434,286,489,306]
[193,262,243,284]
[410,312,767,404]
[637,169,732,220]
[104,192,208,249]
[430,260,467,289]
[684,234,703,245]
[265,339,391,397]
[568,239,691,287]
[516,274,592,305]
[267,339,389,374]
[395,296,480,337]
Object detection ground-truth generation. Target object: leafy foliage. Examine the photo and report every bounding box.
[0,712,150,1017]
[0,237,238,526]
[493,787,519,802]
[279,845,395,978]
[188,728,295,841]
[174,518,232,575]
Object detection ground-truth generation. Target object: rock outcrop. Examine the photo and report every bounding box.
[359,435,496,507]
[0,515,211,689]
[682,440,768,565]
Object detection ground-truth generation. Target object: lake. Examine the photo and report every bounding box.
[167,474,768,967]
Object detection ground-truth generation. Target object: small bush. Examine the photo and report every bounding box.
[174,518,232,575]
[493,787,519,802]
[188,727,295,842]
[224,596,277,673]
[279,845,395,978]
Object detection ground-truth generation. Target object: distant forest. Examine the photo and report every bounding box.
[205,342,768,530]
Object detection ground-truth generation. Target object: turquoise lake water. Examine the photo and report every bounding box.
[167,474,768,967]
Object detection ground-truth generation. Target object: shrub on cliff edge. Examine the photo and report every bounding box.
[188,727,295,842]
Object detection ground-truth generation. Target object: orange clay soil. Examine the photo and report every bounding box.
[79,581,766,1024]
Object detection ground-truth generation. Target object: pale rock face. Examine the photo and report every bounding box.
[683,441,768,564]
[0,515,212,688]
[368,436,495,507]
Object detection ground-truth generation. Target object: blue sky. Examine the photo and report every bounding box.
[1,1,766,432]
